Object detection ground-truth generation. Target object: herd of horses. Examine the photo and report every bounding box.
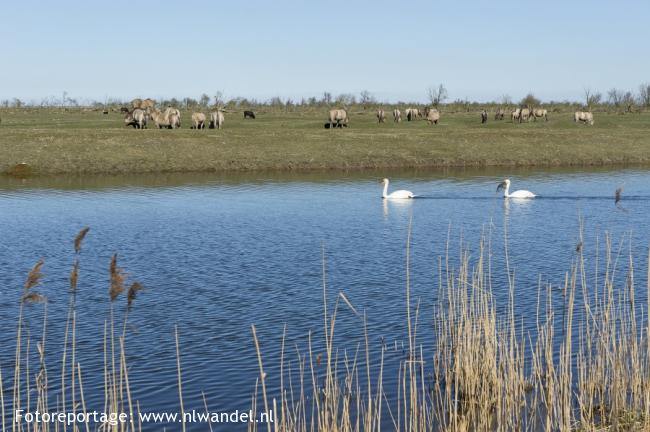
[328,106,595,128]
[120,98,596,130]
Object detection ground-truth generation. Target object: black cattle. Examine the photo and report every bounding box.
[243,110,256,119]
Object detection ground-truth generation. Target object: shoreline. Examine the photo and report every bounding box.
[5,159,650,178]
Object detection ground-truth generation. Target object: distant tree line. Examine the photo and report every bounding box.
[2,83,650,112]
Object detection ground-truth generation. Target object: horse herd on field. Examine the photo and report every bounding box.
[329,106,595,128]
[122,98,227,130]
[121,98,596,131]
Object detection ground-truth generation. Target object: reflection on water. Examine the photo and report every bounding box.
[1,166,650,430]
[0,164,647,191]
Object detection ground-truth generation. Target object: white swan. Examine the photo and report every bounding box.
[382,178,414,199]
[496,178,535,198]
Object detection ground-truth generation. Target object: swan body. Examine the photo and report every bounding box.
[497,178,535,198]
[382,178,414,199]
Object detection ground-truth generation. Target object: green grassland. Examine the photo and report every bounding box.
[1,107,649,175]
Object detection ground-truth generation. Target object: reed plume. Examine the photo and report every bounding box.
[70,260,79,292]
[74,227,90,254]
[24,259,44,292]
[127,282,144,308]
[109,254,125,301]
[22,292,47,304]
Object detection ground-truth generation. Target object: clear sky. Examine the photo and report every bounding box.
[2,0,648,103]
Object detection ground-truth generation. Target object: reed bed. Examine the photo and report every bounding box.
[2,225,650,431]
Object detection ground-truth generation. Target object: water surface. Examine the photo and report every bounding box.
[1,166,648,430]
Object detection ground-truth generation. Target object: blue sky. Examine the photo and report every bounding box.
[1,0,648,103]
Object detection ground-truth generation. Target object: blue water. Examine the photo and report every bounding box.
[0,167,648,430]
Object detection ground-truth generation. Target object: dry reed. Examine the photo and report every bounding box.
[4,225,650,432]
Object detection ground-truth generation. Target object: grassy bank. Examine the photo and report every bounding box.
[1,107,650,175]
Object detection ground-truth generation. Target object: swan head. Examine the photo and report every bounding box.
[496,178,510,192]
[381,178,389,184]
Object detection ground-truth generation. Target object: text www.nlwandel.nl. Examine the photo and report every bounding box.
[15,409,274,426]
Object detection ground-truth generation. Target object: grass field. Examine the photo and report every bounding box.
[1,107,649,175]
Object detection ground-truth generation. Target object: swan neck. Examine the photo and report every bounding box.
[382,181,388,198]
[503,184,510,198]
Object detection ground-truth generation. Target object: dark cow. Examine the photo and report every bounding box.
[243,110,256,119]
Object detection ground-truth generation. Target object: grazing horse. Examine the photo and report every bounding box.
[243,110,256,119]
[393,109,401,123]
[532,109,548,121]
[191,112,206,129]
[405,108,419,121]
[511,108,521,123]
[328,108,348,129]
[209,110,225,129]
[376,109,386,123]
[574,111,594,125]
[481,110,488,124]
[426,108,440,125]
[124,108,147,129]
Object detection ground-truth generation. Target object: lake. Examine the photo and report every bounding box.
[1,167,648,430]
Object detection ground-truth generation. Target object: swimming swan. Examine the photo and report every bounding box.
[496,178,536,198]
[382,178,414,199]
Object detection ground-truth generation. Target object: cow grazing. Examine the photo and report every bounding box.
[191,112,207,129]
[209,110,225,129]
[124,108,147,129]
[328,108,348,129]
[243,110,256,119]
[574,111,594,125]
[393,109,401,123]
[426,108,440,125]
[532,109,548,121]
[377,109,386,123]
[481,110,488,124]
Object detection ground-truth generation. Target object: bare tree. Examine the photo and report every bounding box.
[199,93,210,107]
[336,93,356,106]
[359,90,376,109]
[638,83,650,108]
[584,87,601,110]
[427,84,448,107]
[501,94,512,106]
[322,92,332,105]
[622,91,636,112]
[213,91,224,108]
[607,88,624,107]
